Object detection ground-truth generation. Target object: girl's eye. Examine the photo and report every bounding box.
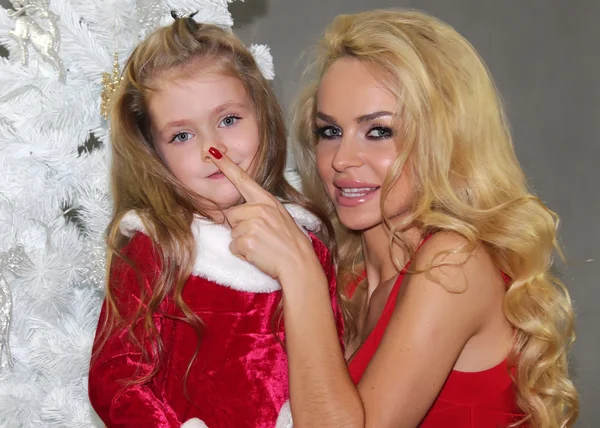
[366,126,393,140]
[169,131,194,144]
[314,126,342,140]
[219,115,242,128]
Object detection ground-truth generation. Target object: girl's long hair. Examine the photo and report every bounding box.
[94,18,334,396]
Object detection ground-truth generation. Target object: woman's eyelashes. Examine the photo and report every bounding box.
[366,124,394,140]
[314,123,394,141]
[314,125,342,140]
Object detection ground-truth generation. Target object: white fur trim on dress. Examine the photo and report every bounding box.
[282,203,320,233]
[119,204,320,294]
[275,400,294,428]
[181,418,208,428]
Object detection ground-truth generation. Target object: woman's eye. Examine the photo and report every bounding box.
[219,115,242,128]
[315,126,342,139]
[366,126,393,140]
[170,131,194,144]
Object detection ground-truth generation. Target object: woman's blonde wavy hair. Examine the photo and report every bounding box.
[94,18,333,397]
[292,9,578,427]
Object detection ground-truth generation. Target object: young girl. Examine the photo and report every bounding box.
[88,17,343,428]
[211,8,579,428]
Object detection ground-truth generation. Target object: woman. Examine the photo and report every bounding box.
[206,8,579,428]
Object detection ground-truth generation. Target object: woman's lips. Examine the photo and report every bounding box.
[334,184,380,207]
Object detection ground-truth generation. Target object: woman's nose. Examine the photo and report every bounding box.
[331,137,362,172]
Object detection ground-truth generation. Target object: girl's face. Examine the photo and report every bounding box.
[148,66,260,212]
[315,58,416,232]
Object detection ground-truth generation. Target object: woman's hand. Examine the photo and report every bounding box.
[208,147,319,282]
[210,148,362,427]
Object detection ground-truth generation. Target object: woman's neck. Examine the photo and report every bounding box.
[361,223,423,298]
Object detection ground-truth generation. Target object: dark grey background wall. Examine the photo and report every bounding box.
[230,1,599,425]
[1,0,597,425]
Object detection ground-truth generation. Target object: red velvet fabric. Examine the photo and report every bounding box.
[89,232,343,427]
[347,236,525,427]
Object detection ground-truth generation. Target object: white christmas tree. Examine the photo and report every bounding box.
[0,1,273,426]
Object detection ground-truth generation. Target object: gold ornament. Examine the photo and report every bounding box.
[7,0,65,82]
[100,52,122,119]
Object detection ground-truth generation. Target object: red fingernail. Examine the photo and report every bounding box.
[208,147,223,159]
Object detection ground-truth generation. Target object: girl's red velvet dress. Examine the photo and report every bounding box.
[89,206,343,428]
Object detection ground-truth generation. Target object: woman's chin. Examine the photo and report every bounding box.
[336,212,382,233]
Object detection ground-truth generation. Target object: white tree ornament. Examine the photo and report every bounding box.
[0,0,274,426]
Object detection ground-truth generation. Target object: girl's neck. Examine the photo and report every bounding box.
[361,222,423,298]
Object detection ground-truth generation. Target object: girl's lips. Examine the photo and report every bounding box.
[208,163,242,179]
[207,171,225,179]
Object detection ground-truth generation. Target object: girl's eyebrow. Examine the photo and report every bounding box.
[160,119,191,134]
[213,101,248,116]
[159,101,250,136]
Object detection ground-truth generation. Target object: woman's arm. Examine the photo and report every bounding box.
[203,154,499,428]
[89,233,181,427]
[280,247,362,428]
[282,232,500,428]
[309,233,345,346]
[281,235,349,427]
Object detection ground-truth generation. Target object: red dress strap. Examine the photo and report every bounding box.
[345,234,432,300]
[347,234,433,383]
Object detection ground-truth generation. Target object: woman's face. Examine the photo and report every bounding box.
[315,57,415,232]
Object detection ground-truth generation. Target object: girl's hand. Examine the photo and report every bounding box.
[209,147,319,282]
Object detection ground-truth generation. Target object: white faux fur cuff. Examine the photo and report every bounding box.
[275,400,294,428]
[181,418,208,428]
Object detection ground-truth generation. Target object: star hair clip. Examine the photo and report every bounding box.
[170,10,199,31]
